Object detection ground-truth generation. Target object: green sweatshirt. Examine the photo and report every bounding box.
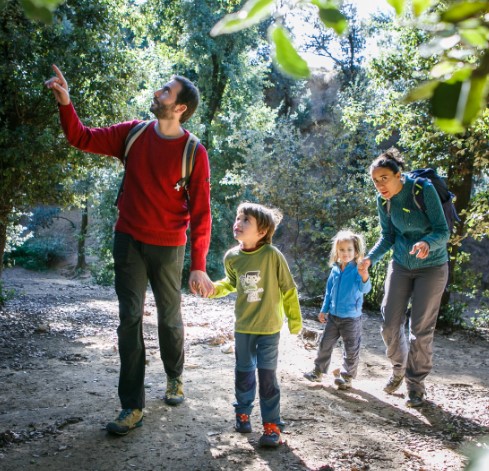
[211,244,303,335]
[368,174,450,270]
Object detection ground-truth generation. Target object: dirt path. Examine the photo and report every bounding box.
[1,267,488,471]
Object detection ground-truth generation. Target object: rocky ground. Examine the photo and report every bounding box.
[1,267,489,471]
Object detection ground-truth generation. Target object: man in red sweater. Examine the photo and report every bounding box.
[45,65,213,436]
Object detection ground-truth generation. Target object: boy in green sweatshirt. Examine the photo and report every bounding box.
[205,202,302,447]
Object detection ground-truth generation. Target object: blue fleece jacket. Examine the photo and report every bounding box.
[320,262,372,318]
[368,175,450,270]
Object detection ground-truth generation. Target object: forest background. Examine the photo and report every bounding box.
[0,0,488,329]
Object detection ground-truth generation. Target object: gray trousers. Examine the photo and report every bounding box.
[314,315,363,378]
[381,260,448,394]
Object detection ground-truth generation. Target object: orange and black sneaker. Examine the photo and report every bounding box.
[258,422,281,448]
[235,413,252,433]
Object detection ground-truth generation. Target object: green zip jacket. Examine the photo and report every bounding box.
[210,244,303,335]
[368,175,450,270]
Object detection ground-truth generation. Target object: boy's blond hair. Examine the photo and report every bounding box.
[237,202,283,247]
[328,229,366,266]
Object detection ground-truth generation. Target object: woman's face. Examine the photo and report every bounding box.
[371,167,403,199]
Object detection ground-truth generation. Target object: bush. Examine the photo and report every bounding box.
[437,301,467,329]
[6,236,67,271]
[0,280,15,307]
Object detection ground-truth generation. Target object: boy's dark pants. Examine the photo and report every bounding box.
[113,231,185,410]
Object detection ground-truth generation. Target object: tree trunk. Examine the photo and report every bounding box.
[0,205,13,279]
[441,149,475,306]
[76,200,88,271]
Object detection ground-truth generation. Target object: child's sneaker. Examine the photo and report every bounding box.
[258,423,282,448]
[304,367,323,382]
[106,408,143,436]
[164,376,185,405]
[334,373,352,390]
[235,413,252,433]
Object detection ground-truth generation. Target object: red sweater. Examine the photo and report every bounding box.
[59,103,211,271]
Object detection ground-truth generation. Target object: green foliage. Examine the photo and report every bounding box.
[437,300,467,329]
[5,209,33,255]
[437,250,481,328]
[269,25,310,79]
[228,97,378,295]
[7,236,67,271]
[210,0,346,79]
[471,303,489,328]
[210,0,489,133]
[0,0,65,23]
[301,2,366,84]
[0,0,146,273]
[0,278,15,307]
[86,164,121,286]
[402,1,489,133]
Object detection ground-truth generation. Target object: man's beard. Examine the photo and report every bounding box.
[150,100,176,120]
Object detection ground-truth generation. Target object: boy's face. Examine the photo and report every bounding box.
[233,212,266,250]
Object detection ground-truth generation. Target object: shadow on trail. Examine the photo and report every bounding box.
[333,385,489,446]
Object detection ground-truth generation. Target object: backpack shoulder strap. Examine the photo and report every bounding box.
[411,177,428,212]
[381,198,391,217]
[123,120,155,164]
[115,120,154,206]
[174,132,200,192]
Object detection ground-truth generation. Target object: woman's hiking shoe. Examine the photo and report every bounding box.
[383,374,404,394]
[106,408,143,436]
[304,367,323,382]
[258,423,282,448]
[334,373,352,390]
[406,391,424,408]
[235,413,252,433]
[164,376,185,405]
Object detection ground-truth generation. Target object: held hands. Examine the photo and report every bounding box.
[189,270,214,297]
[357,258,371,282]
[318,312,328,324]
[44,64,70,106]
[357,259,370,282]
[357,258,371,272]
[410,241,430,259]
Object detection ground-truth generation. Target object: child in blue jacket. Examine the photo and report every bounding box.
[304,230,371,389]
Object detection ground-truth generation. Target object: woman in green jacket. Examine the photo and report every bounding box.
[361,148,450,408]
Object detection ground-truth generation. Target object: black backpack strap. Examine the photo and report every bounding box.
[174,132,200,192]
[381,198,391,217]
[114,120,154,206]
[412,177,427,212]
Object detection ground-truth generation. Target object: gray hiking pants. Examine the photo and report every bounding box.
[381,260,448,394]
[314,315,362,378]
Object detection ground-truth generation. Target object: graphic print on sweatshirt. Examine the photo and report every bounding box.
[239,271,264,302]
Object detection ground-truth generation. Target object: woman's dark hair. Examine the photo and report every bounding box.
[370,147,405,174]
[173,75,200,123]
[237,202,283,247]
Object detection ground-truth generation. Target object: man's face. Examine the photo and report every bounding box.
[150,79,183,120]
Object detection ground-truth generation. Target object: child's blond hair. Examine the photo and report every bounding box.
[237,202,283,247]
[329,229,366,266]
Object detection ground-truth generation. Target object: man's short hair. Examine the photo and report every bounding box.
[173,75,200,123]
